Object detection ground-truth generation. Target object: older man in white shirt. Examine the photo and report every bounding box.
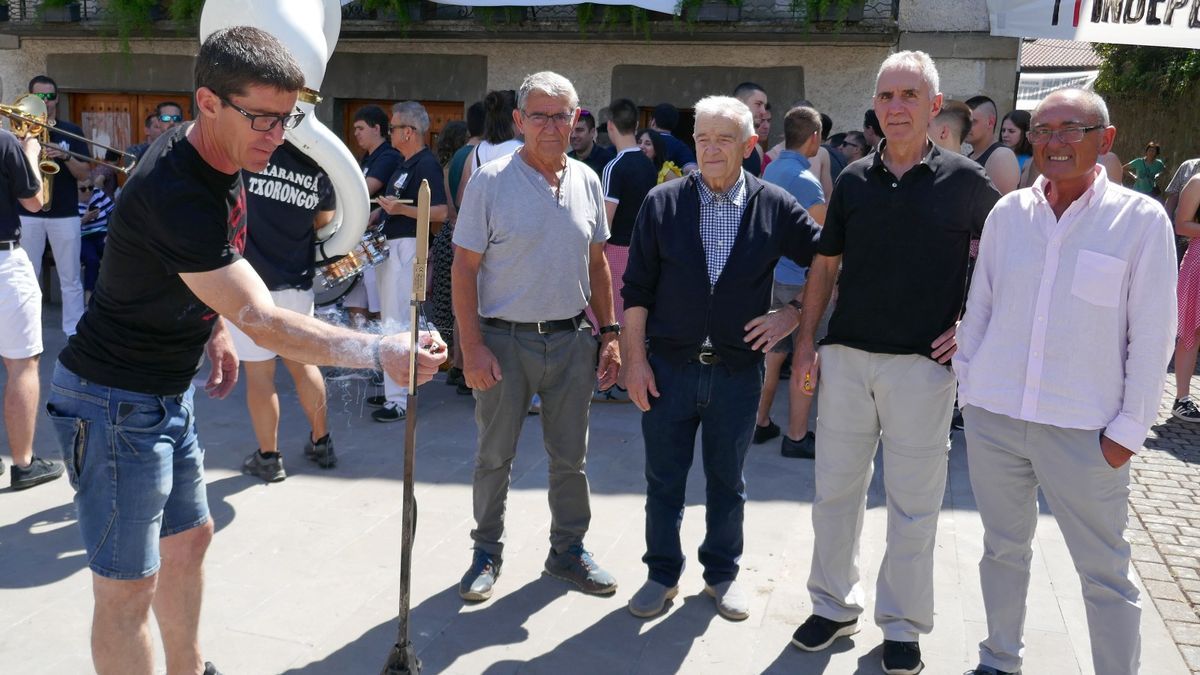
[953,88,1178,675]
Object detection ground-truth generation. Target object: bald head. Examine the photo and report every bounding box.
[1034,88,1110,127]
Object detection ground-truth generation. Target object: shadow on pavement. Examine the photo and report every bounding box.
[761,630,861,674]
[282,577,569,674]
[0,474,248,589]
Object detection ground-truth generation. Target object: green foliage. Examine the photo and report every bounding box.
[361,0,420,28]
[1094,44,1200,100]
[788,0,858,23]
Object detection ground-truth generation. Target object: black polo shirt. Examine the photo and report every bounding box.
[569,143,615,178]
[818,141,999,358]
[380,146,447,239]
[361,141,402,197]
[1,131,40,241]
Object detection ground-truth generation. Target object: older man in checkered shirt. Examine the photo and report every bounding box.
[621,95,822,622]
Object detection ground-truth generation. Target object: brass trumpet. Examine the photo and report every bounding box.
[1,93,138,176]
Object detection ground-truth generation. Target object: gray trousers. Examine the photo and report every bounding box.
[470,321,598,557]
[963,405,1140,675]
[807,344,956,641]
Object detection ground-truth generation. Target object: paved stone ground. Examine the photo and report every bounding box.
[1128,366,1200,674]
[0,306,1192,674]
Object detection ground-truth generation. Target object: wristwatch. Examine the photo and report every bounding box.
[599,324,622,336]
[786,299,803,313]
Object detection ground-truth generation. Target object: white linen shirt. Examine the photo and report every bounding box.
[953,167,1177,452]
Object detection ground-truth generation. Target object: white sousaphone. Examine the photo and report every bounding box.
[199,0,369,262]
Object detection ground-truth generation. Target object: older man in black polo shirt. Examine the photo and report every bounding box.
[369,101,448,422]
[622,95,821,623]
[789,51,999,675]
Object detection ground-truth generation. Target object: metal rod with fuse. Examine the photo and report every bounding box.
[381,179,432,675]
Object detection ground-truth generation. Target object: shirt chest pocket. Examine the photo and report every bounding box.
[1070,249,1126,308]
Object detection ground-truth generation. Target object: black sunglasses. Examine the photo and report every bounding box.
[158,114,184,123]
[78,186,95,193]
[33,92,58,102]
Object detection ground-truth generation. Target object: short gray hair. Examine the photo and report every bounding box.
[392,101,430,136]
[1035,87,1111,126]
[518,71,579,111]
[693,95,755,142]
[876,50,940,100]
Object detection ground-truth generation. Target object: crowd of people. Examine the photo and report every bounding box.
[1,28,1198,675]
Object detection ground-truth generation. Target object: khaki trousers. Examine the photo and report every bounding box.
[807,344,956,641]
[964,404,1140,675]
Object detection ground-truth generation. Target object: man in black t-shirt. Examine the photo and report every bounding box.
[229,141,338,482]
[19,75,91,336]
[568,110,615,178]
[0,126,64,490]
[343,105,400,326]
[734,82,768,177]
[45,28,445,675]
[368,101,449,423]
[593,98,656,404]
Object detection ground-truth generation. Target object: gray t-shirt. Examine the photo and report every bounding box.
[454,152,609,322]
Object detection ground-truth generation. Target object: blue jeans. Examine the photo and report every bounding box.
[45,362,208,580]
[641,354,763,587]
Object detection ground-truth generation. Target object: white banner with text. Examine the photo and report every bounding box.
[988,0,1200,49]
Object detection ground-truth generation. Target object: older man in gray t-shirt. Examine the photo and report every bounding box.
[451,71,622,603]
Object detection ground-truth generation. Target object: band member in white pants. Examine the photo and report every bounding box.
[20,75,90,336]
[954,88,1178,675]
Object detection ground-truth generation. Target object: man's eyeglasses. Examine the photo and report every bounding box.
[1026,125,1103,145]
[389,124,417,134]
[158,114,184,123]
[220,97,305,132]
[522,111,575,128]
[33,92,58,102]
[840,141,863,151]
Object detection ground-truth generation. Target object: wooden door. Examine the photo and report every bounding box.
[342,99,464,158]
[68,91,192,154]
[638,106,695,153]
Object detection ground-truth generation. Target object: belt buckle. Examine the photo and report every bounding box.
[698,350,717,365]
[536,321,551,335]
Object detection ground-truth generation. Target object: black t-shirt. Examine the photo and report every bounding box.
[570,143,615,179]
[743,147,763,177]
[361,142,402,197]
[242,142,335,291]
[20,119,89,218]
[818,142,1000,358]
[381,146,448,239]
[602,148,657,247]
[60,124,246,395]
[0,131,39,241]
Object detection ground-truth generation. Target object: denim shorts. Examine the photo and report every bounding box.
[45,362,209,580]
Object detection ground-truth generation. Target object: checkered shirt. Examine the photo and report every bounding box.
[695,171,748,288]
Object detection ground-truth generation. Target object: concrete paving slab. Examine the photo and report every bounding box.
[0,310,1190,674]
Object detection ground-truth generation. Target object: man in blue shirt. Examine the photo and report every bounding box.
[755,106,826,459]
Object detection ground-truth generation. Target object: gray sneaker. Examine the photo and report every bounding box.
[304,434,337,468]
[242,450,286,483]
[705,579,750,621]
[544,544,617,595]
[459,548,501,601]
[10,456,64,490]
[628,579,679,618]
